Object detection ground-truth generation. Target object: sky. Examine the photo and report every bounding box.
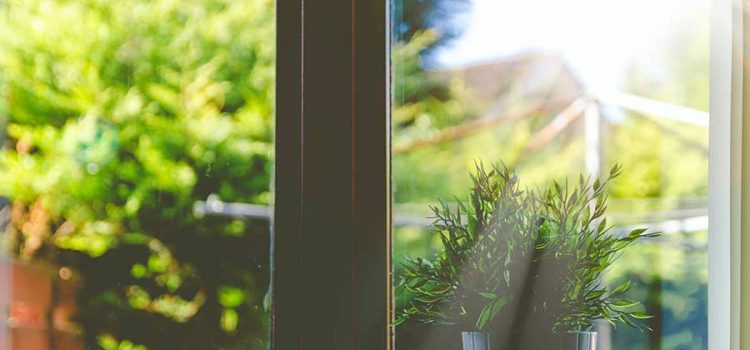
[433,0,710,93]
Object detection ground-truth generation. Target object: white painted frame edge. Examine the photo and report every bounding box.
[709,0,743,349]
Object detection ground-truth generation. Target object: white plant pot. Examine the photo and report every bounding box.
[462,331,491,350]
[561,331,597,350]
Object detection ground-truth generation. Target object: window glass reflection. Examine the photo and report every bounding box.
[392,1,709,349]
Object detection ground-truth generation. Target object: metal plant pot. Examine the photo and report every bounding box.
[462,331,491,350]
[561,331,597,350]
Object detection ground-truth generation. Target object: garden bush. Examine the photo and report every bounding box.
[0,0,275,348]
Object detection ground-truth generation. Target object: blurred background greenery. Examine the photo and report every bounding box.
[0,0,274,348]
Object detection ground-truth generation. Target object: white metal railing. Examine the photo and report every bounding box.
[594,91,709,128]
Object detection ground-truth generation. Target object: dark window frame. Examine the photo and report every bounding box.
[273,0,391,348]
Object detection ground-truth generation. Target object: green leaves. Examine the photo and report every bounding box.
[631,312,654,319]
[540,165,658,332]
[610,281,631,296]
[397,163,532,330]
[0,0,275,347]
[218,286,246,308]
[397,163,658,334]
[476,295,510,331]
[478,291,497,300]
[610,299,639,308]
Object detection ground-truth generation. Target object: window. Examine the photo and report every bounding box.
[1,0,745,349]
[270,0,741,348]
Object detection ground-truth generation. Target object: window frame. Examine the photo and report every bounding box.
[743,2,750,347]
[272,0,391,349]
[709,0,744,349]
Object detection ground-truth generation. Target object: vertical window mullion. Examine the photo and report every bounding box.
[273,0,303,347]
[274,0,389,348]
[708,0,743,349]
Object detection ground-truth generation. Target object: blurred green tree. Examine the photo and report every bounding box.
[393,0,470,63]
[0,0,274,348]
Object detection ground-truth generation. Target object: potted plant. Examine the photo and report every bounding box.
[396,163,536,350]
[521,164,658,350]
[396,163,657,350]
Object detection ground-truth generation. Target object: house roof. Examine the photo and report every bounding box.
[430,52,585,119]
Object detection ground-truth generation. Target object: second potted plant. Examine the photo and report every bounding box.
[520,164,658,350]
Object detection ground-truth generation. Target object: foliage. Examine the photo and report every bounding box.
[391,29,479,149]
[0,0,274,348]
[397,162,658,333]
[534,165,659,332]
[392,0,470,65]
[390,0,479,206]
[393,31,453,131]
[390,31,483,204]
[390,0,471,153]
[398,163,534,331]
[602,12,709,348]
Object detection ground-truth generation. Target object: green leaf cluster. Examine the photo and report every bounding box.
[0,0,274,348]
[536,165,659,332]
[398,162,534,331]
[397,162,658,333]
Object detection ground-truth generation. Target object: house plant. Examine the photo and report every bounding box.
[396,162,536,349]
[516,164,658,350]
[396,163,657,350]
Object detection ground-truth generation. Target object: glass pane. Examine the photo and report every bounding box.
[391,1,709,349]
[0,1,275,349]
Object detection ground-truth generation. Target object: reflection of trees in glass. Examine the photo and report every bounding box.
[604,7,710,349]
[0,0,274,348]
[607,235,708,350]
[393,52,586,205]
[393,0,470,64]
